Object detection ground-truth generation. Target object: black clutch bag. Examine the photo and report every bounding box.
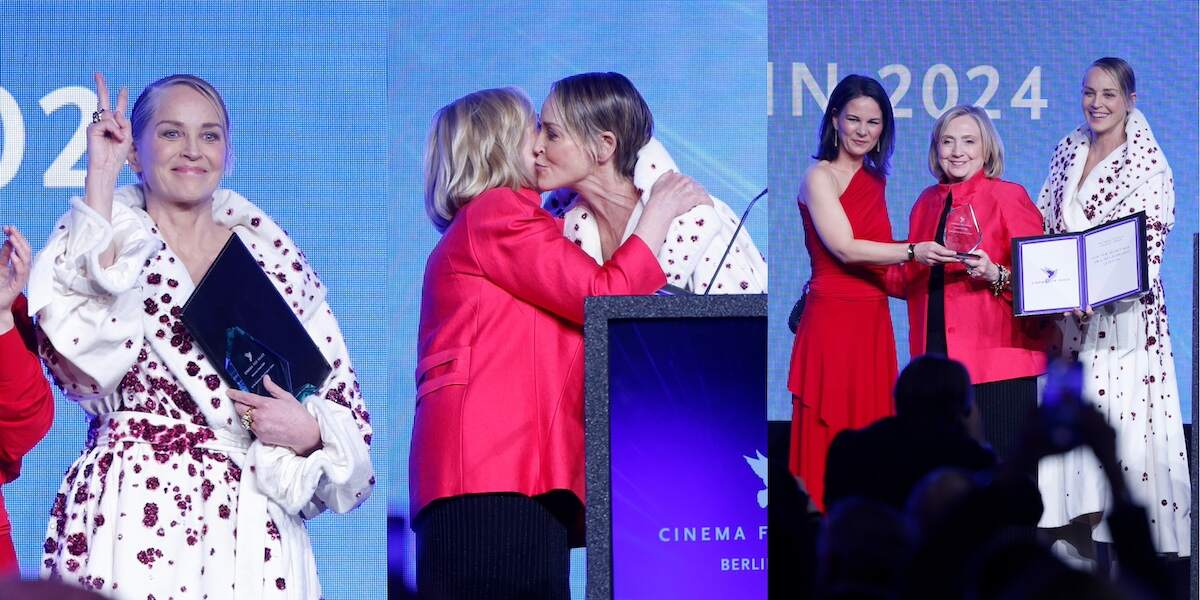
[788,281,810,334]
[181,235,331,400]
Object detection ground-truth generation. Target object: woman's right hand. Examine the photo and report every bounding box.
[634,171,712,255]
[912,241,958,266]
[647,171,712,217]
[1063,305,1094,323]
[85,73,131,213]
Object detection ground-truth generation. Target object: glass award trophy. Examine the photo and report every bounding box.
[183,236,331,403]
[223,326,317,400]
[944,203,983,259]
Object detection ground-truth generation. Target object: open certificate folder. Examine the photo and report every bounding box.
[1011,211,1149,317]
[181,235,331,400]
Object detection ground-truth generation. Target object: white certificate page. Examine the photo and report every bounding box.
[1018,237,1081,313]
[1084,219,1141,306]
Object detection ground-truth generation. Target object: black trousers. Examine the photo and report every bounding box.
[974,376,1037,462]
[415,494,570,600]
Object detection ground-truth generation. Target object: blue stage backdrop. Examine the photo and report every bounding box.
[0,3,388,597]
[768,0,1198,423]
[389,1,766,595]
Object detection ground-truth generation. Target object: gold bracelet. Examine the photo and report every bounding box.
[990,265,1010,296]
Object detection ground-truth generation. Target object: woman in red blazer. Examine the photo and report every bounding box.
[0,226,54,576]
[412,87,707,599]
[886,106,1049,460]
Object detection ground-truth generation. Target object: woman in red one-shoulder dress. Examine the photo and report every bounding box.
[787,75,956,511]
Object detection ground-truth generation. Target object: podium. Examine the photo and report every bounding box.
[583,294,767,599]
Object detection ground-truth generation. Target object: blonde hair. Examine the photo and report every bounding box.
[1086,57,1136,103]
[130,74,232,172]
[547,72,653,182]
[928,105,1005,181]
[424,87,535,232]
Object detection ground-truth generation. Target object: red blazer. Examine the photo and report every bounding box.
[0,294,55,576]
[885,172,1050,384]
[410,188,666,525]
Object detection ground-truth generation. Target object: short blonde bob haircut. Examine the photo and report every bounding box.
[424,87,535,232]
[547,72,653,183]
[927,105,1005,182]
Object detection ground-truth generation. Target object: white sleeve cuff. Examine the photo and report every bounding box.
[249,398,374,517]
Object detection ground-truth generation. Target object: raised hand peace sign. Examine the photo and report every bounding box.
[87,73,132,188]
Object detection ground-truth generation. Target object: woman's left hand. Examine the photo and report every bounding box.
[229,374,323,456]
[960,248,999,282]
[0,226,32,331]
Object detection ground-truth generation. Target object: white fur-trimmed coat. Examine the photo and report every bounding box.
[1035,109,1190,555]
[28,186,374,598]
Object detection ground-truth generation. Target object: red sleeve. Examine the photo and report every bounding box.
[880,263,908,299]
[465,188,667,324]
[996,184,1046,303]
[1000,184,1047,242]
[882,194,936,300]
[0,295,55,483]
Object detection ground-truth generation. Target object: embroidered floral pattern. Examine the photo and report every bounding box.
[36,188,373,597]
[1035,110,1189,554]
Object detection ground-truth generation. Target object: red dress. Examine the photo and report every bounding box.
[787,169,897,512]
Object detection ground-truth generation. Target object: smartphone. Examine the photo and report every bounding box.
[1042,358,1084,451]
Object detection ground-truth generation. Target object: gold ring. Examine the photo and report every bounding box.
[241,407,254,430]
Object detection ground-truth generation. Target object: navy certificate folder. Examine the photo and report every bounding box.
[181,234,331,400]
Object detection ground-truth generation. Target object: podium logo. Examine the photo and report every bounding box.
[743,451,767,508]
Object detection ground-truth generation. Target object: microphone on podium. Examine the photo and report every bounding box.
[702,187,767,296]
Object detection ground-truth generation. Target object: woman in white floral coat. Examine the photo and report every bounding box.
[538,72,766,294]
[1036,58,1190,560]
[28,73,373,599]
